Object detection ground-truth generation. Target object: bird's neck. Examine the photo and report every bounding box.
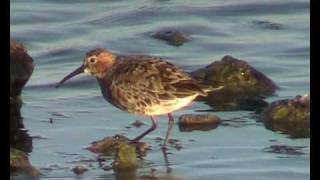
[97,76,112,101]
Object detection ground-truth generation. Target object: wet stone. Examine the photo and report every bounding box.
[10,40,34,98]
[191,55,278,111]
[113,142,138,170]
[87,135,129,154]
[151,28,190,46]
[263,145,305,155]
[72,165,88,175]
[10,148,40,177]
[87,135,149,156]
[261,94,310,138]
[10,40,34,153]
[178,114,221,132]
[237,96,269,113]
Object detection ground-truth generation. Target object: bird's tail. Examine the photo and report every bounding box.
[198,84,224,97]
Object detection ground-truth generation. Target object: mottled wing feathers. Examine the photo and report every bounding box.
[112,55,207,95]
[171,80,208,97]
[108,55,207,113]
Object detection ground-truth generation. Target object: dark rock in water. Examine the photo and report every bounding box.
[192,55,278,95]
[87,135,149,157]
[88,135,145,175]
[204,95,269,113]
[263,145,305,155]
[252,20,284,30]
[72,165,88,175]
[261,94,310,138]
[10,40,34,154]
[10,40,34,97]
[151,28,189,46]
[130,120,145,128]
[191,55,278,111]
[178,114,221,132]
[237,96,269,113]
[10,148,40,177]
[87,135,128,154]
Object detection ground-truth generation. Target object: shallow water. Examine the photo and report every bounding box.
[11,0,309,179]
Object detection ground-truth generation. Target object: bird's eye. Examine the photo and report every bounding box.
[88,57,96,64]
[241,71,245,76]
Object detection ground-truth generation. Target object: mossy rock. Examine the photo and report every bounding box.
[87,135,149,157]
[10,148,39,177]
[10,40,34,98]
[113,142,138,170]
[191,55,278,111]
[261,94,310,138]
[192,55,278,94]
[10,40,34,152]
[178,114,221,132]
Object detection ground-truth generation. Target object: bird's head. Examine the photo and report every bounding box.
[56,48,115,88]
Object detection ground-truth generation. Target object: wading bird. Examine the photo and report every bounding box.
[56,48,222,147]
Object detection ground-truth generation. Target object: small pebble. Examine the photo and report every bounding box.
[131,120,145,128]
[178,114,221,132]
[263,145,305,155]
[72,165,88,175]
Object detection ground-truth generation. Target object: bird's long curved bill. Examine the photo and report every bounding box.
[56,64,84,88]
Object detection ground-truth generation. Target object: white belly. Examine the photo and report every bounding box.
[144,95,198,116]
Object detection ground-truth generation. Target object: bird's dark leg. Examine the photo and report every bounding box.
[163,113,175,147]
[131,116,157,143]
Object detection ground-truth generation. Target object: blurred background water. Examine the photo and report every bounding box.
[10,0,309,179]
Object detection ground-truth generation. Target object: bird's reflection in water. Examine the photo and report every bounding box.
[161,147,173,174]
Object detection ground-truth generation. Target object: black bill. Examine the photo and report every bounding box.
[56,64,84,88]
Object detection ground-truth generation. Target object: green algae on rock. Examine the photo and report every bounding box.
[178,114,221,132]
[261,94,310,138]
[87,135,129,155]
[192,55,278,95]
[87,135,149,176]
[191,55,278,111]
[10,148,40,177]
[87,135,149,157]
[10,40,34,153]
[112,142,140,180]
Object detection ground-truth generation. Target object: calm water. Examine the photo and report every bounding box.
[10,0,310,179]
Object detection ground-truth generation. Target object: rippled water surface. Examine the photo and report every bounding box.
[11,0,309,179]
